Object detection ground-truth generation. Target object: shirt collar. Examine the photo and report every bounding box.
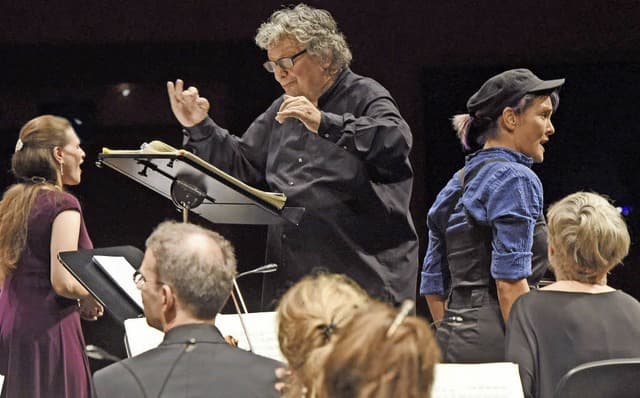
[318,68,349,107]
[466,147,534,168]
[161,323,226,345]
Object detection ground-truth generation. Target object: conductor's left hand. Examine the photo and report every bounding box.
[275,95,321,133]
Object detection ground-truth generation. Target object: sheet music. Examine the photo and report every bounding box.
[105,141,287,210]
[123,317,164,357]
[92,255,143,309]
[124,312,284,362]
[431,362,524,398]
[216,312,284,362]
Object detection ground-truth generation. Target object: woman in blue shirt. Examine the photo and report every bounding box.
[420,69,564,363]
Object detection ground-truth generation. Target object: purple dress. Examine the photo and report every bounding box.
[0,189,93,397]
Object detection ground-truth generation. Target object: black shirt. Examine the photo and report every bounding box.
[183,68,418,308]
[505,289,640,398]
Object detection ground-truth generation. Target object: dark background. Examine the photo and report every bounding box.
[1,0,639,365]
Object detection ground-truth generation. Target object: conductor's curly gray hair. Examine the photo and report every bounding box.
[255,3,352,76]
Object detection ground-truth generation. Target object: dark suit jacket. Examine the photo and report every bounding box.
[93,323,281,398]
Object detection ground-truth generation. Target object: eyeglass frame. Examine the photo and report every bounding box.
[133,270,167,290]
[263,49,307,73]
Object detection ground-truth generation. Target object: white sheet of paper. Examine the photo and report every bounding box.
[123,317,164,357]
[124,311,284,362]
[92,255,143,309]
[431,362,524,398]
[216,311,284,362]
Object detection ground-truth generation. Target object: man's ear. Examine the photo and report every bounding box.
[501,107,519,131]
[161,285,174,308]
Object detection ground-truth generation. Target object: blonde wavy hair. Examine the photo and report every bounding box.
[0,115,71,281]
[320,301,441,398]
[547,192,631,283]
[255,3,352,76]
[276,273,369,398]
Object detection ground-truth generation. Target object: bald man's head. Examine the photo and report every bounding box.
[145,221,237,319]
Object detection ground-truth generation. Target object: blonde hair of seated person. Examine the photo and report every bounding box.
[320,301,441,398]
[276,273,370,398]
[546,191,630,283]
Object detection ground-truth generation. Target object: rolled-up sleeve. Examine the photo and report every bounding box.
[421,228,450,296]
[480,167,543,280]
[420,175,460,296]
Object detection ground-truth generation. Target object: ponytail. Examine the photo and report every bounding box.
[452,113,493,151]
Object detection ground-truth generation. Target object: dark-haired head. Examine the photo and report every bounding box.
[453,69,564,151]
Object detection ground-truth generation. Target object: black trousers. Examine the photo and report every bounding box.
[436,288,506,363]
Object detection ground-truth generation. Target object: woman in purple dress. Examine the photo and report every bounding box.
[0,115,104,397]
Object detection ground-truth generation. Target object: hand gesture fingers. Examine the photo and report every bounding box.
[167,81,177,109]
[276,105,312,122]
[274,367,293,394]
[166,79,184,107]
[182,86,199,105]
[278,94,297,111]
[166,79,210,128]
[195,97,210,112]
[276,95,321,133]
[277,95,317,112]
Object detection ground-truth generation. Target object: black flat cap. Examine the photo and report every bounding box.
[467,68,565,118]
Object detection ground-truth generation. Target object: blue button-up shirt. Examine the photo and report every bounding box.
[420,147,543,296]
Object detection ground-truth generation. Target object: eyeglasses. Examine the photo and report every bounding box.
[263,49,307,73]
[132,270,166,290]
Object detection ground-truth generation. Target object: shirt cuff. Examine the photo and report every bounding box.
[420,272,445,296]
[183,117,215,141]
[490,251,532,280]
[318,112,345,141]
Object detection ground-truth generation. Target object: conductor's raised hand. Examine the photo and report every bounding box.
[167,79,210,128]
[275,95,321,133]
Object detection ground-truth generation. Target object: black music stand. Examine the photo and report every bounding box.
[58,246,144,324]
[96,149,305,225]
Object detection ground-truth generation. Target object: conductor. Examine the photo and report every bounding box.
[167,4,418,309]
